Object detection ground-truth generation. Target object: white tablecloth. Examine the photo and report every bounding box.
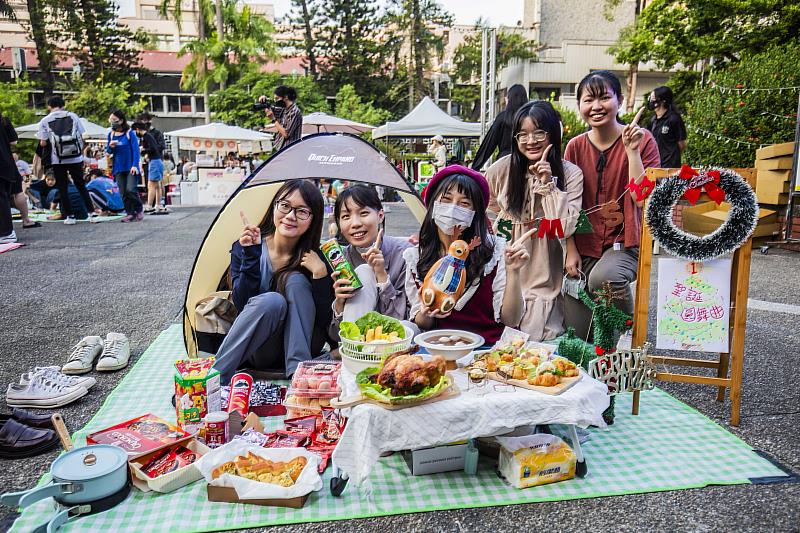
[332,367,609,485]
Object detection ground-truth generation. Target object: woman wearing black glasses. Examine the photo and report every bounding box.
[485,101,584,341]
[213,180,334,381]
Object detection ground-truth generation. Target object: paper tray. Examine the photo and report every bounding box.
[130,439,210,493]
[206,485,308,508]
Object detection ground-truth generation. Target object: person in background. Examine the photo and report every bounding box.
[429,135,448,172]
[86,170,124,217]
[176,156,187,178]
[647,86,687,168]
[135,112,166,158]
[106,110,142,222]
[563,70,660,345]
[259,85,302,152]
[26,171,58,210]
[0,113,20,243]
[472,84,529,171]
[12,152,41,228]
[133,121,166,214]
[37,95,92,224]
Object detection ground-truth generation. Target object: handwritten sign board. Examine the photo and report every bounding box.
[656,258,732,353]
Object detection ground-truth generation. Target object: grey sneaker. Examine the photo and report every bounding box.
[63,216,77,225]
[62,336,103,374]
[6,373,88,409]
[96,333,131,372]
[21,366,96,391]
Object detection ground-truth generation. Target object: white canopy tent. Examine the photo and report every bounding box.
[266,112,374,135]
[165,122,272,154]
[15,118,109,140]
[371,97,481,139]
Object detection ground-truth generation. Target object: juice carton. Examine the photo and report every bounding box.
[174,357,221,433]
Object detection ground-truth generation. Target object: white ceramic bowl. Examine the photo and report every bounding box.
[414,329,485,361]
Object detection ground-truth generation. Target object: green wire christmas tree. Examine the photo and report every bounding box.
[579,282,633,424]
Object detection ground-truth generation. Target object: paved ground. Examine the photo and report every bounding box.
[1,204,798,532]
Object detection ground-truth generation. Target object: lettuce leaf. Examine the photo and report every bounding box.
[355,367,449,404]
[339,321,362,340]
[354,311,405,338]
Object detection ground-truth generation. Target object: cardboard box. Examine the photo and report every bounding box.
[757,169,792,183]
[757,177,791,196]
[755,157,793,171]
[756,190,790,205]
[756,142,796,160]
[130,438,210,493]
[206,485,308,508]
[682,203,779,238]
[87,414,193,459]
[175,359,221,433]
[402,442,468,475]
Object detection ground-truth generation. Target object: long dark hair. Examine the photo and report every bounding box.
[652,85,676,113]
[333,184,384,229]
[417,174,494,289]
[110,109,130,132]
[502,84,529,131]
[576,70,625,124]
[257,179,324,293]
[505,101,566,220]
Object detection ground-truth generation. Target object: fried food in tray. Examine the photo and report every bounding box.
[211,451,308,487]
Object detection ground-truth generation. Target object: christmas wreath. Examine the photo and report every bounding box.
[645,166,758,261]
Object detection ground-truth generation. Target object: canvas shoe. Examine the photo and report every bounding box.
[96,333,131,372]
[62,336,103,375]
[63,216,77,225]
[21,366,96,391]
[0,231,17,244]
[6,373,88,409]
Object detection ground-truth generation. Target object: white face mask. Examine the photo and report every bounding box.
[432,200,475,236]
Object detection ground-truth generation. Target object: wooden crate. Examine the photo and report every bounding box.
[755,141,795,160]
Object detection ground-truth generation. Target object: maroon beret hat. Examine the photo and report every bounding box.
[421,164,491,209]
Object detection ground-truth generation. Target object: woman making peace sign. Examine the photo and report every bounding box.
[212,180,334,381]
[485,101,584,341]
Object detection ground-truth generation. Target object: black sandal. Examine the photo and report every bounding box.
[22,222,42,228]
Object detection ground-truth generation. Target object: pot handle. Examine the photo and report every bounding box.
[0,482,78,509]
[45,506,75,533]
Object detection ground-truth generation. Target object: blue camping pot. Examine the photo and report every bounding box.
[1,444,130,532]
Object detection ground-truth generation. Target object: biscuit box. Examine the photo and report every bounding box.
[175,357,222,433]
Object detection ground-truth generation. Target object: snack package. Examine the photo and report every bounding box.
[306,444,336,474]
[141,445,198,478]
[233,428,271,447]
[314,407,345,445]
[497,434,576,489]
[269,430,310,448]
[175,357,221,433]
[321,238,362,289]
[221,382,286,417]
[228,372,253,417]
[284,415,319,433]
[290,361,341,397]
[87,414,191,456]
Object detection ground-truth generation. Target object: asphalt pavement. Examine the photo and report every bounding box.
[1,204,798,532]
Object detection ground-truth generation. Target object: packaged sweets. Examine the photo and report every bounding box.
[321,238,362,289]
[174,357,221,433]
[227,372,253,417]
[497,434,576,489]
[87,414,190,456]
[141,445,198,478]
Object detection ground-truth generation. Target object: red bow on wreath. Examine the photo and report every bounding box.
[537,218,564,239]
[679,165,726,205]
[627,174,656,201]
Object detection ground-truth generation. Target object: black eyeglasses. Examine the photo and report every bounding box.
[275,200,313,221]
[514,131,548,144]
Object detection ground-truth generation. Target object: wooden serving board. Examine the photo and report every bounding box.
[485,372,582,396]
[331,377,459,410]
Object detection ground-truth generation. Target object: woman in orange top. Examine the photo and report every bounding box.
[563,70,660,341]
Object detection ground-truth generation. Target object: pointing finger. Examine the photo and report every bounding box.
[540,144,552,163]
[373,228,384,251]
[240,210,250,227]
[630,105,645,127]
[512,227,536,248]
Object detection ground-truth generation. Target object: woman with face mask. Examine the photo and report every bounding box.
[485,101,585,341]
[403,166,528,344]
[105,110,143,222]
[328,185,411,340]
[211,180,334,382]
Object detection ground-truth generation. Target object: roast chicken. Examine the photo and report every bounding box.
[375,353,447,396]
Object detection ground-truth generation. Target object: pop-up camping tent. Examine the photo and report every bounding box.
[371,97,481,139]
[183,133,427,357]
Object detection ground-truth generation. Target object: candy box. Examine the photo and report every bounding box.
[87,414,192,458]
[175,357,222,433]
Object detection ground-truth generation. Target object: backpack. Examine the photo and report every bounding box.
[48,113,83,160]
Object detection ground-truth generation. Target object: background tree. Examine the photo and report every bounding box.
[333,84,391,126]
[285,0,323,78]
[451,27,538,120]
[0,78,37,125]
[66,79,147,124]
[385,0,453,110]
[55,0,149,84]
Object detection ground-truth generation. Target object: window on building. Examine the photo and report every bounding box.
[195,97,205,113]
[180,96,192,113]
[148,95,165,113]
[141,7,164,20]
[529,86,561,101]
[167,96,181,113]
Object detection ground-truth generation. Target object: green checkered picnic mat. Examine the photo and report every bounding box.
[14,210,124,223]
[10,325,788,533]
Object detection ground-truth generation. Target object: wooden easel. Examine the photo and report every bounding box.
[631,167,756,426]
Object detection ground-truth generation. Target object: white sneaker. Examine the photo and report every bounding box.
[0,231,17,244]
[88,213,100,223]
[6,373,88,408]
[62,336,103,375]
[21,366,96,391]
[64,216,77,225]
[96,333,130,372]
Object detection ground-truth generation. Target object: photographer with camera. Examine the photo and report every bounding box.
[258,85,302,153]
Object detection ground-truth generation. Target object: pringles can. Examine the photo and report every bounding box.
[321,238,362,289]
[203,411,229,448]
[227,372,253,417]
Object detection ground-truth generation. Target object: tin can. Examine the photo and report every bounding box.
[227,372,253,416]
[203,411,229,448]
[321,238,362,289]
